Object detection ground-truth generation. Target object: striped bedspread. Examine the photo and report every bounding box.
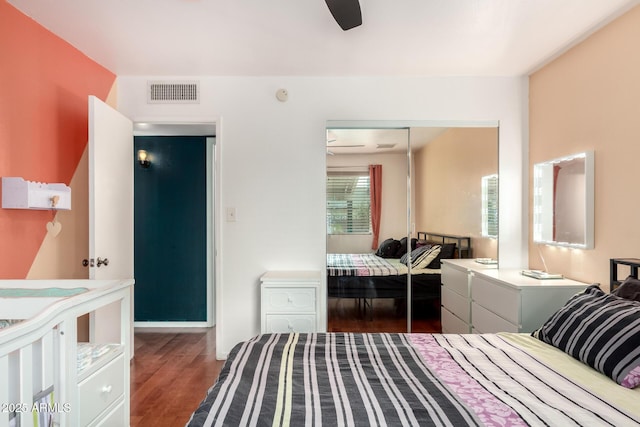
[187,333,640,427]
[327,253,406,277]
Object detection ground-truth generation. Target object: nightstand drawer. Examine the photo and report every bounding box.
[441,286,470,323]
[262,287,316,313]
[264,314,316,333]
[472,302,519,333]
[79,354,125,427]
[442,264,470,297]
[471,275,520,324]
[441,307,471,334]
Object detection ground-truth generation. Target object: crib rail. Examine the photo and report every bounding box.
[0,314,67,427]
[0,279,133,427]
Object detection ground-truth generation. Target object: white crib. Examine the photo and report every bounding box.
[0,279,133,427]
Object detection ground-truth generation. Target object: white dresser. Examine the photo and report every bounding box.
[470,269,588,333]
[260,271,321,334]
[441,259,497,333]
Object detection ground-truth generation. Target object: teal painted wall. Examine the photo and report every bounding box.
[134,136,207,321]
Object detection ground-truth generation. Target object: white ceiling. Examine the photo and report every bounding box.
[8,0,639,76]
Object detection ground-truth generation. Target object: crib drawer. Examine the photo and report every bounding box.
[79,354,125,426]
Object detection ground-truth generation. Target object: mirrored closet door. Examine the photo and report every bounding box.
[326,127,410,332]
[325,121,498,333]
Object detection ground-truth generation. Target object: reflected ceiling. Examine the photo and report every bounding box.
[326,128,447,155]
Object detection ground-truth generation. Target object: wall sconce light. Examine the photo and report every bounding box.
[137,150,150,168]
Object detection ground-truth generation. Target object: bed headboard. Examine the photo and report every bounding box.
[417,231,471,258]
[610,258,640,292]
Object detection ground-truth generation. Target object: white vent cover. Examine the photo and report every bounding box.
[147,81,199,104]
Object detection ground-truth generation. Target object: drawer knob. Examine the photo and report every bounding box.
[102,385,113,394]
[287,297,293,303]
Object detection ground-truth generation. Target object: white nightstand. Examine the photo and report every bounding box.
[260,271,321,334]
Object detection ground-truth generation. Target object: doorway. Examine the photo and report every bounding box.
[132,127,216,327]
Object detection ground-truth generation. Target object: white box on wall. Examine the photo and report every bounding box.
[1,177,71,210]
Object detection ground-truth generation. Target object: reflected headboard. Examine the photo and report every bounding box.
[610,258,640,292]
[417,231,471,259]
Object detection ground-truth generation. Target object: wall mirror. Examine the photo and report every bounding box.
[325,121,498,334]
[533,150,594,249]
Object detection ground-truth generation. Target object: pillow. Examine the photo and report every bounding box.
[400,245,431,265]
[532,284,640,388]
[612,275,640,302]
[401,245,441,269]
[414,246,442,269]
[375,239,401,258]
[394,237,410,258]
[426,243,457,269]
[374,238,393,256]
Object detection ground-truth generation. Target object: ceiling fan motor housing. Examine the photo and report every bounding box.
[325,0,362,31]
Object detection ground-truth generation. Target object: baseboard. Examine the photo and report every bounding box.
[134,321,211,329]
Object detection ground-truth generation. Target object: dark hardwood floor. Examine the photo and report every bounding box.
[327,297,442,333]
[130,328,223,426]
[130,298,441,425]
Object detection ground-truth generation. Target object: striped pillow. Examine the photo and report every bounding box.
[414,245,441,269]
[400,245,430,265]
[401,245,441,269]
[532,284,640,387]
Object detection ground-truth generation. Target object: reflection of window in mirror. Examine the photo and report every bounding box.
[481,174,498,238]
[326,171,371,234]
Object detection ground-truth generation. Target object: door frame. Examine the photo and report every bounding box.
[132,120,219,328]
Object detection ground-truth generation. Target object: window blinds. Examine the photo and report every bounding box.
[326,172,371,234]
[482,174,499,238]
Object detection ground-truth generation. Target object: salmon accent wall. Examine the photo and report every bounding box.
[0,1,116,279]
[529,5,640,287]
[413,127,498,259]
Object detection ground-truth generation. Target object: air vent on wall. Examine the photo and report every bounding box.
[147,81,199,104]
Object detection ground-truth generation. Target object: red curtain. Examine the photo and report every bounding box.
[369,165,382,249]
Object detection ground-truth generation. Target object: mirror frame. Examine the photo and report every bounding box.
[533,150,594,249]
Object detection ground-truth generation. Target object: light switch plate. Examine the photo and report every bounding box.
[226,207,237,222]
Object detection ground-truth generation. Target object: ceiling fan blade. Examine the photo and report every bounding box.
[325,0,362,31]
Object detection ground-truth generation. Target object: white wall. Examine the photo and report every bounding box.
[117,75,528,357]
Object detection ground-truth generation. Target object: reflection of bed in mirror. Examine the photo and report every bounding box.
[327,232,470,316]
